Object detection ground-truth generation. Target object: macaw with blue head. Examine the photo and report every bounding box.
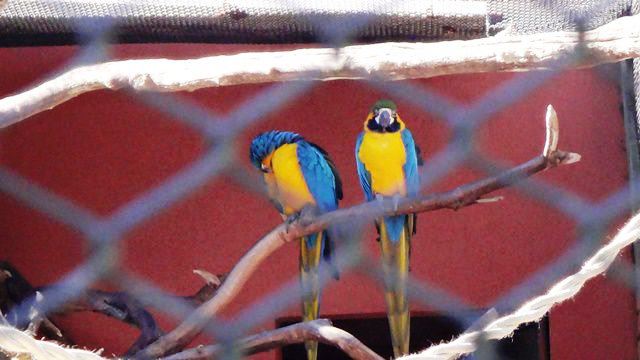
[355,99,422,357]
[250,130,342,360]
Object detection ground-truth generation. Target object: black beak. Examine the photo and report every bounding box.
[378,111,392,127]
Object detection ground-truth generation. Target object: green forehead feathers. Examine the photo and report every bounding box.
[371,99,397,112]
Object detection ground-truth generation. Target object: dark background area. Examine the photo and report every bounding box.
[279,314,549,360]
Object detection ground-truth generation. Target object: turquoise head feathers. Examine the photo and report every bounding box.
[249,130,302,170]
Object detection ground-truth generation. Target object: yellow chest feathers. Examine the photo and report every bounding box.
[358,131,407,196]
[263,143,315,215]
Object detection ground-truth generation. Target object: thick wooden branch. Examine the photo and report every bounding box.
[137,105,581,358]
[161,319,383,360]
[1,14,639,128]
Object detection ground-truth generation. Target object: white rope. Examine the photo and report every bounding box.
[400,210,640,360]
[0,324,105,360]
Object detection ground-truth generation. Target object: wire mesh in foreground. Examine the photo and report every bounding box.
[1,2,639,360]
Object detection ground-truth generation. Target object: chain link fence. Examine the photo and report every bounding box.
[1,1,640,359]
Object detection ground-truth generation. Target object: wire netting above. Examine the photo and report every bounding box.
[488,0,632,35]
[0,0,487,45]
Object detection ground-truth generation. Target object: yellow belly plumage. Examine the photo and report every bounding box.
[358,131,407,196]
[264,143,315,215]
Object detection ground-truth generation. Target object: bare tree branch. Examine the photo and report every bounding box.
[0,262,224,356]
[136,105,581,358]
[161,319,383,360]
[185,271,226,306]
[1,14,639,128]
[0,262,69,344]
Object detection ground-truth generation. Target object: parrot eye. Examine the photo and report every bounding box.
[260,163,271,173]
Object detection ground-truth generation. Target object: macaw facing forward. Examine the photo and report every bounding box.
[250,131,342,360]
[355,100,422,357]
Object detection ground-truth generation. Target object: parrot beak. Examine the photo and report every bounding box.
[375,108,394,128]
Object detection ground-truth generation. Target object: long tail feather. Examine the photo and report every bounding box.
[300,232,324,360]
[380,215,410,357]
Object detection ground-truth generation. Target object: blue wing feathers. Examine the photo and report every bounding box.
[355,133,374,201]
[297,141,341,279]
[401,129,421,237]
[306,142,343,201]
[297,142,340,212]
[401,129,420,198]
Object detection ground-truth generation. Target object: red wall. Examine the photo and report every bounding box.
[0,44,636,359]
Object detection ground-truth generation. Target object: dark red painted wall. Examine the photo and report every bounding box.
[0,44,636,359]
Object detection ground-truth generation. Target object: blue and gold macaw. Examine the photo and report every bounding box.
[250,131,342,360]
[355,99,422,357]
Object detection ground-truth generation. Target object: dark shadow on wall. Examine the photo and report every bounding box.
[277,313,550,360]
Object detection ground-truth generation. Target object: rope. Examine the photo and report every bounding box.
[2,211,640,360]
[0,324,105,360]
[400,210,640,360]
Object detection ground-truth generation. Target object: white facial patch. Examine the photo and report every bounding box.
[375,108,396,124]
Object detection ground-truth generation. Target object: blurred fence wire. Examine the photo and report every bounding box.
[1,0,640,359]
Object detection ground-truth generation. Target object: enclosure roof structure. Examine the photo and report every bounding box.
[0,0,488,46]
[1,0,633,46]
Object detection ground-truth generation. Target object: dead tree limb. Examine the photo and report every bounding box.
[137,105,580,358]
[185,271,226,306]
[0,262,69,344]
[1,14,639,128]
[0,262,223,356]
[161,319,383,360]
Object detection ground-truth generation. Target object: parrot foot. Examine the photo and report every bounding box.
[284,206,319,232]
[284,213,300,233]
[375,194,401,213]
[299,205,320,226]
[391,194,401,212]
